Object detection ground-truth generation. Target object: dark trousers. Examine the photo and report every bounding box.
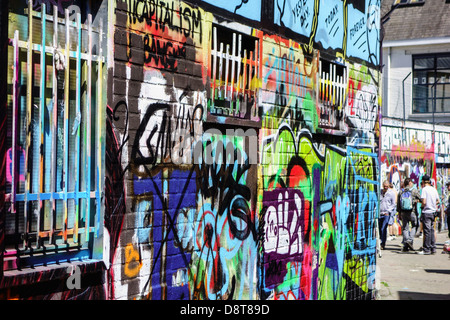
[421,212,436,253]
[379,214,390,246]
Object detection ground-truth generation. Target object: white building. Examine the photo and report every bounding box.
[380,0,450,196]
[382,0,450,124]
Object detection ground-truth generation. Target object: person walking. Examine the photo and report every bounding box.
[397,178,421,252]
[387,183,399,240]
[445,181,450,239]
[380,180,397,250]
[417,175,441,255]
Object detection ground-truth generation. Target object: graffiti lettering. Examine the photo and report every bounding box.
[127,0,203,42]
[325,5,338,28]
[124,243,143,277]
[131,102,203,172]
[350,17,365,39]
[264,189,305,256]
[291,0,310,27]
[143,34,186,71]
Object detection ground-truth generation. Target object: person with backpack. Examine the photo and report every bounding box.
[397,177,421,252]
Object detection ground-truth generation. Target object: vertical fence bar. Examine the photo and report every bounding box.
[230,33,236,111]
[337,75,341,108]
[224,44,230,102]
[329,62,333,106]
[242,49,247,112]
[212,27,217,101]
[249,51,254,93]
[11,30,19,215]
[333,64,337,106]
[329,69,332,106]
[37,3,46,247]
[49,5,58,244]
[322,70,325,102]
[236,34,241,114]
[335,73,338,109]
[63,8,70,243]
[96,19,103,237]
[218,42,223,100]
[319,60,322,101]
[23,0,33,249]
[85,13,93,241]
[73,11,82,243]
[246,51,253,115]
[343,68,347,108]
[252,41,259,119]
[256,39,260,79]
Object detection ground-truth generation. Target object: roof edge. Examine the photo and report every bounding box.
[383,37,450,48]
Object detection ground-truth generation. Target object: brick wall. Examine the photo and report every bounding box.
[1,0,382,300]
[108,0,381,300]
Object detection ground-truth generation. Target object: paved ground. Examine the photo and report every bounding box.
[377,230,450,300]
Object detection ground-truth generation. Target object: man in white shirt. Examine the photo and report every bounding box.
[418,175,441,255]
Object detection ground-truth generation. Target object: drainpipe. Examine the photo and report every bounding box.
[431,78,440,146]
[387,47,391,117]
[402,72,411,142]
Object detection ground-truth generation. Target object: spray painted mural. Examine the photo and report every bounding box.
[258,33,379,300]
[1,0,381,300]
[200,0,261,21]
[108,0,381,300]
[111,0,262,300]
[273,0,380,65]
[381,119,450,199]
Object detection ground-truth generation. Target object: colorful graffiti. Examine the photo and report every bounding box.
[273,0,381,64]
[257,30,380,300]
[260,113,378,300]
[2,0,382,300]
[381,123,450,201]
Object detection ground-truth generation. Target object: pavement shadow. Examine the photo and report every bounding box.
[398,291,450,300]
[425,269,450,275]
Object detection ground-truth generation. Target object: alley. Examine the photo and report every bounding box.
[377,230,450,300]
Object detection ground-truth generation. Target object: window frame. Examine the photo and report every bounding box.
[3,3,105,272]
[412,53,450,114]
[318,58,347,130]
[208,23,261,123]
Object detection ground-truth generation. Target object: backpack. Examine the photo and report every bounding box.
[400,189,413,211]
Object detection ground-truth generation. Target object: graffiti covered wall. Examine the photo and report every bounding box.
[259,34,379,300]
[108,0,381,300]
[381,118,450,199]
[1,0,381,300]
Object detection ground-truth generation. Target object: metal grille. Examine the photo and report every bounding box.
[318,59,347,128]
[210,25,260,119]
[4,3,104,270]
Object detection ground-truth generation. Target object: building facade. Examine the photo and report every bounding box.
[381,0,450,197]
[0,0,381,300]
